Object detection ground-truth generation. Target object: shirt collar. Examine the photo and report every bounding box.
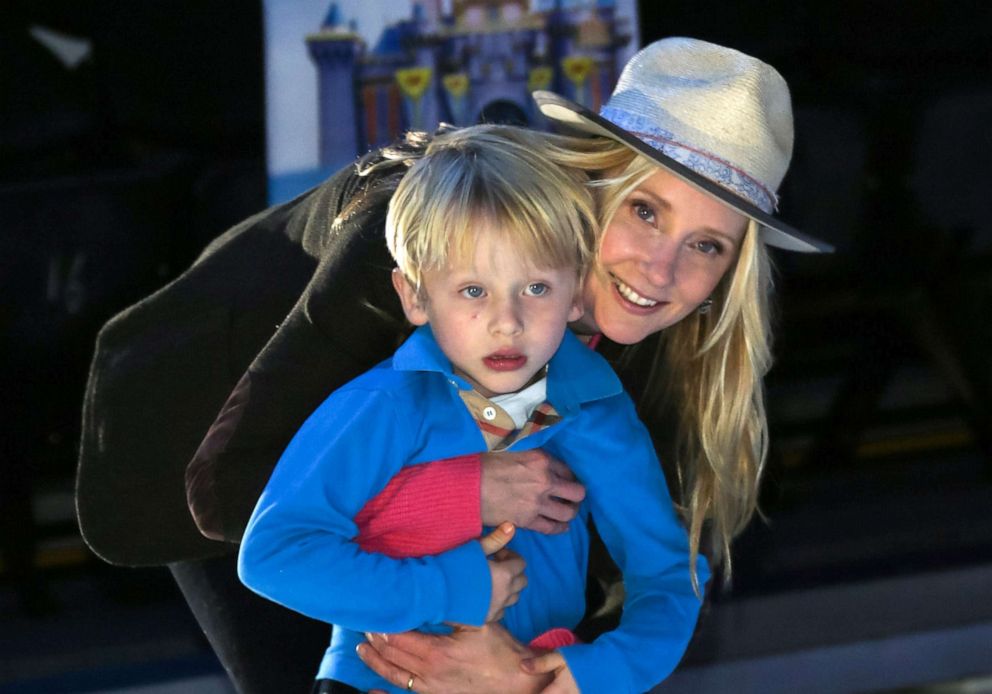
[392,325,623,415]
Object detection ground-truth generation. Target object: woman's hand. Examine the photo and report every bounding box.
[480,523,527,623]
[359,623,551,694]
[522,651,580,694]
[480,450,585,534]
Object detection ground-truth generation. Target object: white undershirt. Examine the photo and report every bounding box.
[490,377,548,429]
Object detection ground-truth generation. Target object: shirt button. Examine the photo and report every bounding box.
[482,406,497,421]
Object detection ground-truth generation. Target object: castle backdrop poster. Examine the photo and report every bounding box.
[263,0,640,203]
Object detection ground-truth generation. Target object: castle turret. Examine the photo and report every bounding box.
[407,7,443,132]
[414,0,443,29]
[307,9,364,167]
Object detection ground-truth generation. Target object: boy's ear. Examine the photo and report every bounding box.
[567,285,584,323]
[391,269,430,326]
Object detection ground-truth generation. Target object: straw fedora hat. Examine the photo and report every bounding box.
[534,37,834,253]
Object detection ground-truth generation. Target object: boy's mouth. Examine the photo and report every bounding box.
[483,352,527,371]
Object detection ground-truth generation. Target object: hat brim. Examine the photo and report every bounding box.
[532,91,834,254]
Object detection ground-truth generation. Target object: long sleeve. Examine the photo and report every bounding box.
[354,454,483,557]
[77,190,319,566]
[237,386,492,633]
[549,395,709,694]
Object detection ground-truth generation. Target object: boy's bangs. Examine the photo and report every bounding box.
[444,204,580,274]
[420,173,584,274]
[386,124,600,287]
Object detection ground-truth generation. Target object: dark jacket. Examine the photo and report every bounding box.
[77,151,412,566]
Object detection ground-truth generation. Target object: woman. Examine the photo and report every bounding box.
[77,38,831,693]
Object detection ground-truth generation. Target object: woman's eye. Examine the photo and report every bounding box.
[695,240,724,255]
[525,282,549,297]
[632,202,656,224]
[460,285,485,299]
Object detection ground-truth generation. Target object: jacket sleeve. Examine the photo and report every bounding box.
[76,191,319,566]
[186,162,411,543]
[237,387,491,632]
[549,395,710,694]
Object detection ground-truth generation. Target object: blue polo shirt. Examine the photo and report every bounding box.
[239,326,708,693]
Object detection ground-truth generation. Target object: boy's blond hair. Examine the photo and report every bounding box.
[385,124,598,293]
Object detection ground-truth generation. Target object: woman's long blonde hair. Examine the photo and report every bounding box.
[554,140,775,587]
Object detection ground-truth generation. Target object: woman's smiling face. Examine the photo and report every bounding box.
[576,167,748,344]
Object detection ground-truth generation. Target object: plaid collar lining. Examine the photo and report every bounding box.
[457,389,562,452]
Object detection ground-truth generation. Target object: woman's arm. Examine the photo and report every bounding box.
[78,188,321,565]
[354,450,587,557]
[186,162,411,543]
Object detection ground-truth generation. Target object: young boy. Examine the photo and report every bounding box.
[238,125,706,693]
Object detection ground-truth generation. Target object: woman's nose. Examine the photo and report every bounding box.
[641,237,678,288]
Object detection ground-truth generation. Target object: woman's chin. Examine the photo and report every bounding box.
[596,315,652,345]
[596,303,690,344]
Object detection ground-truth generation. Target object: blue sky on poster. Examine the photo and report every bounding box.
[263,0,639,176]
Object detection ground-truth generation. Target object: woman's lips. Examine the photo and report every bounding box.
[483,353,527,371]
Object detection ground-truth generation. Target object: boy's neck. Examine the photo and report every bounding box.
[568,317,600,343]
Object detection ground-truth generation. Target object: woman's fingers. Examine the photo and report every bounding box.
[538,496,581,524]
[540,670,581,694]
[548,459,586,502]
[522,651,580,694]
[365,630,435,663]
[530,457,587,532]
[478,521,515,555]
[357,637,426,693]
[526,515,569,535]
[356,642,410,691]
[361,633,425,672]
[521,650,566,675]
[480,449,587,532]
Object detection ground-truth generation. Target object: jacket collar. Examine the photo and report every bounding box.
[392,325,622,416]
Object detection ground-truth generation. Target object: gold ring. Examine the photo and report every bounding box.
[406,675,416,691]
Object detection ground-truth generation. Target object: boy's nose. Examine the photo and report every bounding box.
[489,297,523,336]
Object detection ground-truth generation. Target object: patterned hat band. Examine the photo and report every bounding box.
[600,106,777,213]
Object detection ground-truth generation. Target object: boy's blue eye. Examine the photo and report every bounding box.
[525,283,549,297]
[461,286,485,298]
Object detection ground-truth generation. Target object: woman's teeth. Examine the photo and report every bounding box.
[614,277,658,307]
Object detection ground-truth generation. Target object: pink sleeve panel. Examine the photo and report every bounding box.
[528,627,581,650]
[354,454,483,557]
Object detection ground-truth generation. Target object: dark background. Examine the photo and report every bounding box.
[2,1,991,691]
